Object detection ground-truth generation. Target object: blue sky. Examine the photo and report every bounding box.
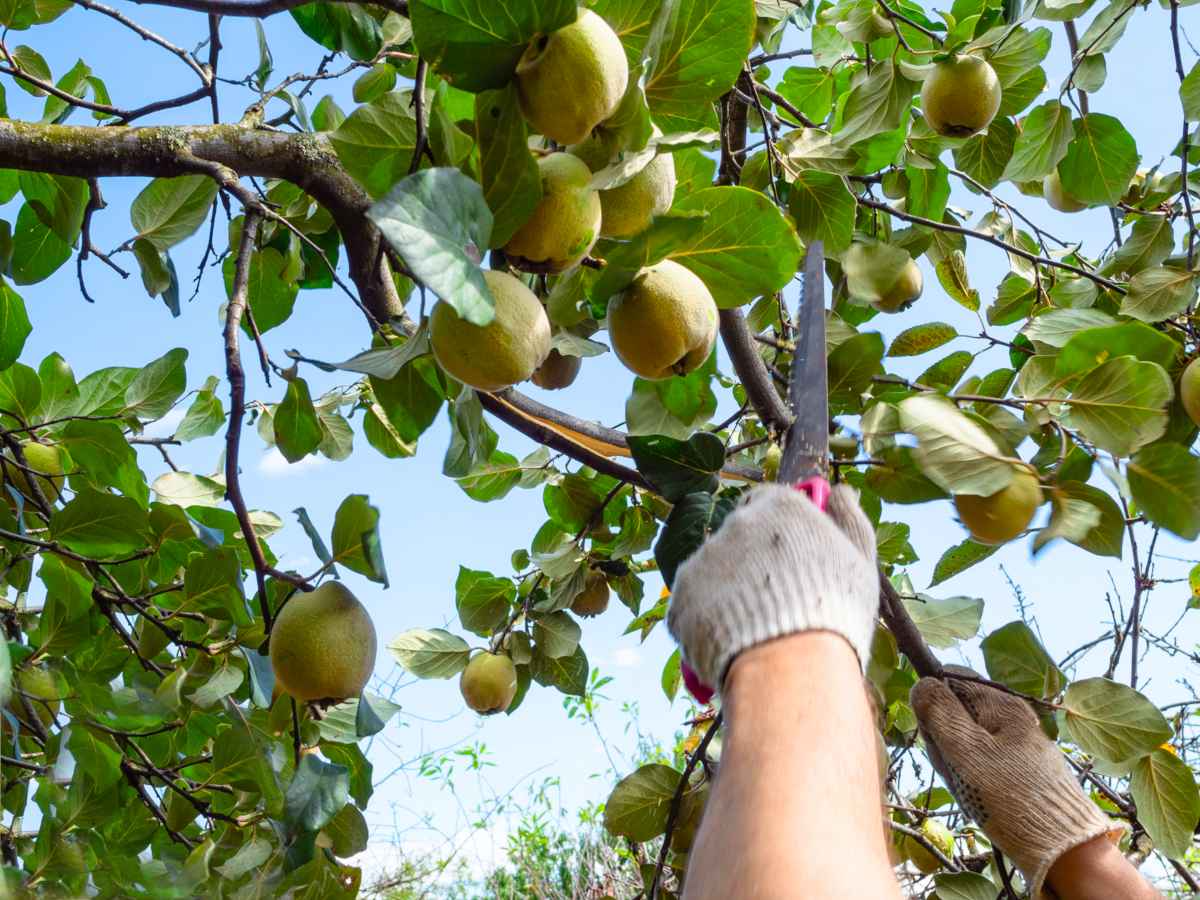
[6,0,1200,884]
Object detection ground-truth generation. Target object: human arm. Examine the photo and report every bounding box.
[683,631,901,900]
[911,674,1158,900]
[665,484,900,899]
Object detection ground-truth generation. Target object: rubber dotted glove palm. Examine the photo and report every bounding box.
[911,670,1125,899]
[667,483,879,696]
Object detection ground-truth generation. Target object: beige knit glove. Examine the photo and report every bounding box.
[667,483,878,691]
[911,670,1125,899]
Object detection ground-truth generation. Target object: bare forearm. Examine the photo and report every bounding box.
[682,633,900,900]
[1047,836,1161,900]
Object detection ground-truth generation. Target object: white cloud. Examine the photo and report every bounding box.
[611,647,641,668]
[258,448,328,478]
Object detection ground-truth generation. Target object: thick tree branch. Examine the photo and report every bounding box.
[0,120,402,322]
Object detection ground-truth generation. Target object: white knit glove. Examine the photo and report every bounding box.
[912,669,1126,899]
[667,483,879,692]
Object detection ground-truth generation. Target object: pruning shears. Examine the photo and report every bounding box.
[678,242,830,705]
[778,240,830,507]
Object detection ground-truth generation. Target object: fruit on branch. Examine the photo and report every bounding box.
[920,54,1001,138]
[953,467,1043,546]
[460,650,518,715]
[882,170,908,200]
[504,153,602,273]
[3,441,66,504]
[1043,170,1087,213]
[269,582,378,702]
[430,270,552,392]
[570,571,610,617]
[531,348,582,390]
[902,817,955,874]
[516,7,629,146]
[762,444,782,481]
[871,259,924,313]
[1182,358,1200,427]
[607,259,718,380]
[573,133,677,238]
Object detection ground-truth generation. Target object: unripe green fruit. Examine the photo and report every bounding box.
[1043,170,1087,213]
[1182,358,1200,427]
[762,444,782,482]
[531,348,582,390]
[903,818,954,874]
[9,667,60,727]
[597,153,676,238]
[920,54,1001,138]
[954,468,1043,546]
[431,270,552,392]
[516,8,628,146]
[882,170,908,200]
[570,571,610,618]
[269,582,377,702]
[4,441,65,504]
[460,651,518,715]
[871,259,924,313]
[608,259,718,380]
[504,153,602,273]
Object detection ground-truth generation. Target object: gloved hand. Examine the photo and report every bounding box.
[911,670,1124,899]
[667,482,878,693]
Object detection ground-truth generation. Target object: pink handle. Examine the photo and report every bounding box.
[795,475,831,511]
[677,477,833,706]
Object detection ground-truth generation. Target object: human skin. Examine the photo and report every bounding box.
[1047,836,1162,900]
[682,632,901,900]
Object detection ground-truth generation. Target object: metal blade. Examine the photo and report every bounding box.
[778,240,828,484]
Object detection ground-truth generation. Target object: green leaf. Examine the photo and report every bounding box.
[1057,322,1179,379]
[290,2,381,60]
[1059,113,1139,206]
[1001,101,1073,182]
[61,419,144,502]
[1104,215,1175,276]
[1063,678,1171,762]
[18,171,86,243]
[932,872,998,900]
[654,491,738,588]
[918,350,972,393]
[273,377,323,464]
[388,628,471,678]
[953,117,1016,188]
[239,646,274,708]
[130,176,218,251]
[669,186,802,308]
[284,754,349,834]
[829,332,885,413]
[1130,748,1200,860]
[530,644,588,695]
[590,212,708,305]
[1062,356,1173,456]
[329,92,417,198]
[1128,443,1200,540]
[1183,60,1200,121]
[865,446,949,504]
[776,66,836,123]
[888,322,957,357]
[185,547,249,625]
[455,566,513,636]
[217,838,273,879]
[221,246,300,334]
[0,281,30,371]
[474,84,540,249]
[837,60,919,145]
[409,0,575,92]
[627,432,723,502]
[132,238,171,302]
[981,621,1065,698]
[929,537,1000,586]
[787,170,854,253]
[898,394,1015,496]
[645,0,755,130]
[368,167,494,325]
[906,160,950,222]
[352,63,396,104]
[532,610,581,659]
[51,488,149,558]
[152,471,224,507]
[1119,266,1198,324]
[322,803,369,858]
[188,664,244,709]
[355,692,400,738]
[123,347,187,421]
[902,594,984,648]
[11,202,70,285]
[67,726,123,790]
[10,44,50,96]
[602,763,680,841]
[1040,482,1124,557]
[1023,308,1116,348]
[330,494,388,586]
[176,379,225,442]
